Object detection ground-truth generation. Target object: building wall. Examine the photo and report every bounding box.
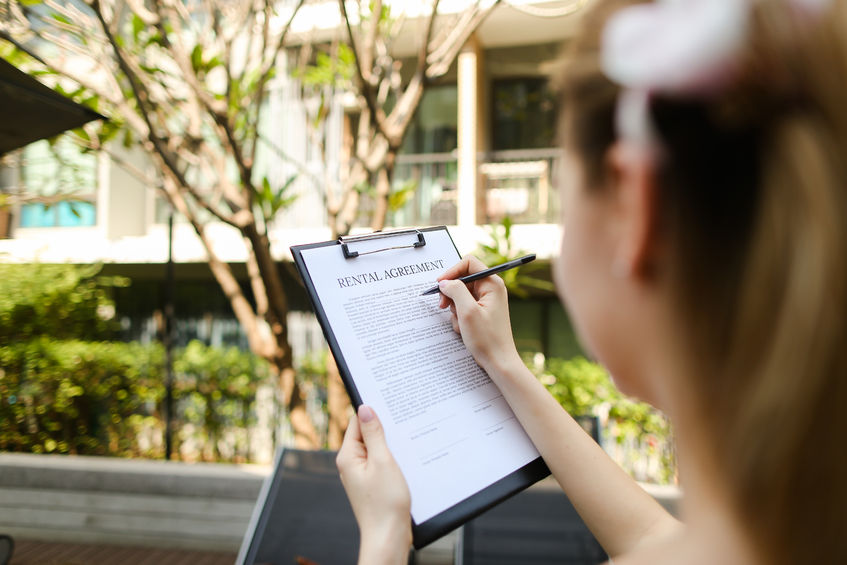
[0,4,582,360]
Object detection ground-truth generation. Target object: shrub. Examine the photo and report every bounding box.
[173,340,272,461]
[0,338,163,456]
[0,263,275,461]
[0,263,127,342]
[0,338,273,461]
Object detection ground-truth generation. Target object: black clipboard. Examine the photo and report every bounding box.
[290,226,550,549]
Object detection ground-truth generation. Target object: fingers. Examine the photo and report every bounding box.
[437,256,503,309]
[334,404,412,555]
[437,255,488,282]
[336,410,364,474]
[357,405,390,461]
[439,291,451,310]
[438,278,479,316]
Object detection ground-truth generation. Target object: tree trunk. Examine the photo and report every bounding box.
[326,351,350,449]
[0,207,11,239]
[278,364,321,448]
[370,151,396,232]
[241,222,323,449]
[169,194,321,450]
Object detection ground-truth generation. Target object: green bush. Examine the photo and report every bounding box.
[0,263,273,461]
[0,339,273,461]
[0,338,163,456]
[0,263,127,342]
[540,357,615,417]
[173,340,272,461]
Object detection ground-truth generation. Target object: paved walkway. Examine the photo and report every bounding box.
[10,539,237,565]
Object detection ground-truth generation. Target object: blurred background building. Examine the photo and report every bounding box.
[0,0,582,365]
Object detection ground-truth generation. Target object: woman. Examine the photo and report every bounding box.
[336,0,847,563]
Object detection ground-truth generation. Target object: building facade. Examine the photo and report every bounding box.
[0,0,585,362]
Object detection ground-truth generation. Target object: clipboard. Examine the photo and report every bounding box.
[290,226,550,549]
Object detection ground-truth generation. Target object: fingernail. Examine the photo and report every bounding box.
[358,405,375,423]
[438,280,448,289]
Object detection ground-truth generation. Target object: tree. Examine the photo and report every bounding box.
[1,0,504,448]
[0,0,321,446]
[297,0,501,238]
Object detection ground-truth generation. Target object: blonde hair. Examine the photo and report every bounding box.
[557,1,847,563]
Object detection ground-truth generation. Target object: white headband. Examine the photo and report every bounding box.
[600,0,833,146]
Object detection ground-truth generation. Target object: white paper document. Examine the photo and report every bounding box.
[298,229,540,523]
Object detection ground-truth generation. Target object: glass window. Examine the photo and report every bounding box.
[401,85,458,155]
[20,201,96,228]
[484,78,559,224]
[18,138,97,228]
[491,78,556,151]
[387,85,459,226]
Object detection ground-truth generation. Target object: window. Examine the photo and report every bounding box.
[482,78,560,224]
[491,78,556,151]
[19,201,96,228]
[401,85,458,155]
[390,85,459,226]
[18,138,97,228]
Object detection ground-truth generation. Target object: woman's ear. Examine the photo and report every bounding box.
[605,141,662,280]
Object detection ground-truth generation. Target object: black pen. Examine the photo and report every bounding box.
[420,254,537,296]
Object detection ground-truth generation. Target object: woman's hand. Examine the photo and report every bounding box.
[336,405,412,565]
[437,256,523,376]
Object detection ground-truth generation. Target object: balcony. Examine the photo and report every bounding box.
[390,148,561,228]
[481,148,560,225]
[392,153,459,227]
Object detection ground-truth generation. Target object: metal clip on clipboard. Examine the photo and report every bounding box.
[338,228,426,259]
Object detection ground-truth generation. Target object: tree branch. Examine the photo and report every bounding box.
[152,0,254,199]
[248,0,306,167]
[426,0,501,78]
[339,0,392,142]
[90,0,240,229]
[163,174,273,359]
[419,0,440,72]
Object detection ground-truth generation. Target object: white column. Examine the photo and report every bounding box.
[457,35,485,228]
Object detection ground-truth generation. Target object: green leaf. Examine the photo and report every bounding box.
[261,177,273,202]
[190,44,203,73]
[146,32,165,48]
[131,14,144,42]
[388,179,416,212]
[337,43,356,81]
[204,55,224,73]
[72,127,91,144]
[271,175,299,215]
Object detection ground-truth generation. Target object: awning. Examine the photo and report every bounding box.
[0,57,107,155]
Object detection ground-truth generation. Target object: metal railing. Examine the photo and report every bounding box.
[392,152,458,226]
[482,148,562,225]
[388,148,562,227]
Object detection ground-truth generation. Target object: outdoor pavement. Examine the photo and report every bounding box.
[10,539,237,565]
